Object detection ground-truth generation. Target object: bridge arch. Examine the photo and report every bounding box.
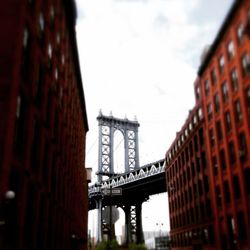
[114,130,125,174]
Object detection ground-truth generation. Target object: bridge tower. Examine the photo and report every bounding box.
[96,111,144,244]
[97,110,140,180]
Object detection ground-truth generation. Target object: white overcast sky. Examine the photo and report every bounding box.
[75,0,233,234]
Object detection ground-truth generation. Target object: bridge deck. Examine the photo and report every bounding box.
[88,159,166,210]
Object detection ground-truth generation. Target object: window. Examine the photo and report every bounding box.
[56,33,61,44]
[237,212,246,240]
[189,186,193,201]
[230,68,238,91]
[234,100,242,123]
[50,6,55,23]
[42,142,50,184]
[211,68,217,84]
[241,53,250,77]
[228,141,236,165]
[61,54,65,65]
[201,151,206,169]
[21,28,30,78]
[39,13,44,31]
[31,119,40,168]
[209,129,215,148]
[223,181,231,203]
[198,108,203,119]
[14,96,22,146]
[212,156,218,176]
[216,121,223,141]
[246,87,250,114]
[208,225,215,244]
[207,103,213,120]
[53,110,59,139]
[185,147,189,162]
[35,64,44,103]
[238,132,248,162]
[237,23,244,45]
[220,149,227,171]
[189,141,193,157]
[227,41,235,59]
[47,43,53,69]
[221,81,229,103]
[227,216,236,241]
[244,168,250,195]
[204,80,210,95]
[187,166,191,181]
[194,135,198,152]
[203,227,209,245]
[199,128,204,146]
[14,95,26,154]
[16,96,21,119]
[215,186,222,207]
[195,86,200,100]
[55,68,58,81]
[191,162,195,177]
[233,175,241,199]
[48,43,52,59]
[206,198,212,216]
[193,114,197,125]
[196,157,201,173]
[190,207,194,222]
[224,111,232,132]
[23,28,29,48]
[218,55,225,74]
[38,13,45,41]
[214,93,220,113]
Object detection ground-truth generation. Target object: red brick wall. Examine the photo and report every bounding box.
[0,1,89,250]
[198,1,250,249]
[166,0,250,249]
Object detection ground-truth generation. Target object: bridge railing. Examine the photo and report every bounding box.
[88,159,165,197]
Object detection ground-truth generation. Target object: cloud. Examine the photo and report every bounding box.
[154,13,169,28]
[154,84,166,96]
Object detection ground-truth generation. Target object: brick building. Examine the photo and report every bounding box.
[166,0,250,249]
[166,106,214,249]
[0,1,89,250]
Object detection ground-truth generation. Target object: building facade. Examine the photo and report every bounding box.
[166,0,250,249]
[166,106,215,249]
[0,1,89,250]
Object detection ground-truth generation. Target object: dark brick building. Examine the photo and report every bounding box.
[166,0,250,249]
[0,1,89,250]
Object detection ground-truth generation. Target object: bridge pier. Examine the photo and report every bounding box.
[124,205,132,244]
[123,201,144,245]
[96,199,103,243]
[135,202,144,244]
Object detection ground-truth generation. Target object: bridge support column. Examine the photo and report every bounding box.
[135,202,144,244]
[96,199,103,243]
[124,205,132,245]
[124,201,144,245]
